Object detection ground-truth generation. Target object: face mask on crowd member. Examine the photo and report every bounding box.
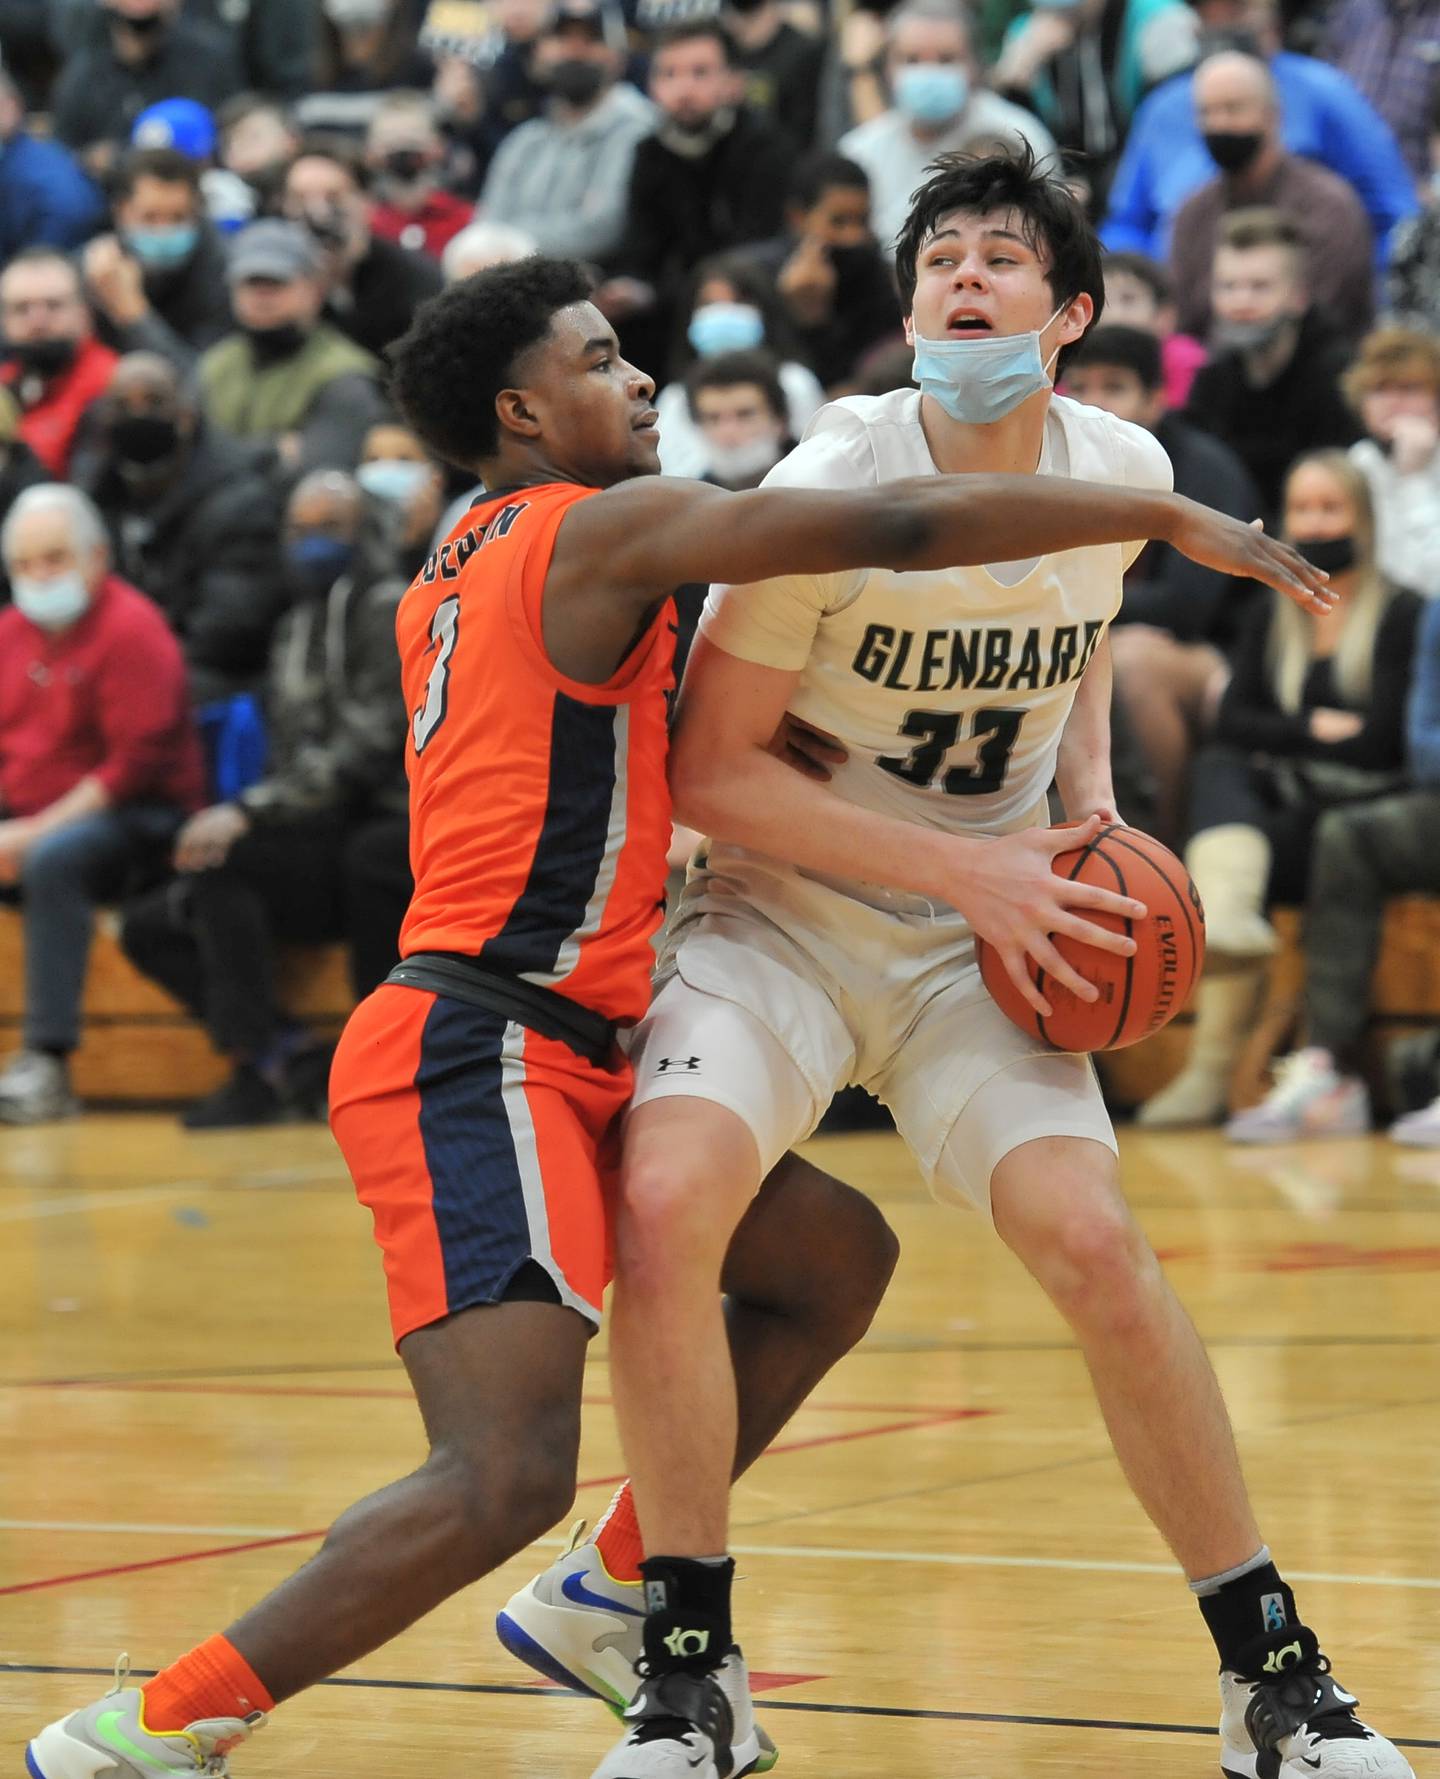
[102,350,196,488]
[886,5,976,130]
[533,0,621,112]
[226,220,327,359]
[284,471,363,600]
[1193,50,1281,181]
[0,253,92,388]
[1282,455,1362,576]
[690,365,789,489]
[113,152,205,276]
[103,0,177,60]
[282,152,371,269]
[3,487,109,633]
[1208,222,1306,357]
[366,102,448,206]
[356,421,445,553]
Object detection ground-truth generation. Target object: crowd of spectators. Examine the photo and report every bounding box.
[0,0,1436,1141]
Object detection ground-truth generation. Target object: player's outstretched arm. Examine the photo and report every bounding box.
[672,636,1145,1017]
[556,474,1334,612]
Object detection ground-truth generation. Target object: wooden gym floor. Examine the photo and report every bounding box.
[2,1116,1438,1777]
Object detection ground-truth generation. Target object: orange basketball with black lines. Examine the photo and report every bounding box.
[977,823,1206,1052]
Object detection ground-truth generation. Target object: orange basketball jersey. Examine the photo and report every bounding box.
[397,483,676,1027]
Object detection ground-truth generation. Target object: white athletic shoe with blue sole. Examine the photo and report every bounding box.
[497,1530,777,1773]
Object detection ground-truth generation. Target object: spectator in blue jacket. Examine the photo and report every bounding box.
[1100,0,1418,266]
[0,70,105,268]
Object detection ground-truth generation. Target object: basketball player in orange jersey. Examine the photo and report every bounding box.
[25,254,1330,1779]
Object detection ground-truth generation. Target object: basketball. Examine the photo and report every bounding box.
[977,823,1205,1052]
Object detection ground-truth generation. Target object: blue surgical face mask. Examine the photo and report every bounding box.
[356,458,432,507]
[688,301,766,357]
[911,303,1065,424]
[12,571,91,631]
[287,532,354,596]
[894,63,970,125]
[124,225,200,269]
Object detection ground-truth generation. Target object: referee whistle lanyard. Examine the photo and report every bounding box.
[912,303,1066,424]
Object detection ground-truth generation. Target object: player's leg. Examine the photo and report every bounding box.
[593,976,845,1778]
[26,989,612,1779]
[884,981,1413,1779]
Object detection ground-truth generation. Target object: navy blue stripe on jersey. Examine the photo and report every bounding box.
[414,997,533,1314]
[480,692,621,981]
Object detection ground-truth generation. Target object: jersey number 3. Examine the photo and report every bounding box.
[877,706,1025,795]
[413,595,460,754]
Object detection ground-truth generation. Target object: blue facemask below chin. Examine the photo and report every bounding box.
[911,304,1065,424]
[12,571,91,631]
[893,63,970,125]
[124,225,200,269]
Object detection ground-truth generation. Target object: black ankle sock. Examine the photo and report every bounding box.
[1198,1561,1299,1672]
[640,1555,734,1676]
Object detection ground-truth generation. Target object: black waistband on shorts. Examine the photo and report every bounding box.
[385,953,619,1067]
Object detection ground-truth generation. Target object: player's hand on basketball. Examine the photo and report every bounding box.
[174,803,250,873]
[770,713,849,782]
[952,816,1146,1018]
[1164,498,1335,614]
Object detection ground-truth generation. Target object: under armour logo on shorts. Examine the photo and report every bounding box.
[656,1056,702,1074]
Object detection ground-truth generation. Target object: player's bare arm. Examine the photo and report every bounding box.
[670,633,1143,1017]
[1054,634,1120,824]
[547,474,1334,681]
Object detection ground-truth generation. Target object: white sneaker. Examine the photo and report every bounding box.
[27,1656,264,1776]
[0,1049,78,1125]
[1219,1631,1413,1779]
[1225,1050,1370,1144]
[497,1528,774,1772]
[1389,1093,1440,1147]
[588,1666,736,1779]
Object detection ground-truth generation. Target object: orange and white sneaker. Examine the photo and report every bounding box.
[27,1657,264,1777]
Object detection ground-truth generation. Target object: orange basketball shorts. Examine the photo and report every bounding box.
[329,984,631,1345]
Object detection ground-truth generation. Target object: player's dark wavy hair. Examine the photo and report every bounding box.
[387,256,593,468]
[893,145,1104,373]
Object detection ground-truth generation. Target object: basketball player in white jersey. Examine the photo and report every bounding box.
[506,151,1413,1779]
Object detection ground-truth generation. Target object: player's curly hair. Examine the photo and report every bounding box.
[386,256,594,468]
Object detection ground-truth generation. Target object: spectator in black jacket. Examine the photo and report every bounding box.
[1062,324,1263,845]
[603,23,790,358]
[82,148,232,372]
[280,137,443,359]
[723,0,825,153]
[737,152,901,391]
[49,0,243,176]
[1183,208,1361,518]
[120,470,411,1130]
[84,354,289,703]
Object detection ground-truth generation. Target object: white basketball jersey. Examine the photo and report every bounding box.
[693,388,1172,911]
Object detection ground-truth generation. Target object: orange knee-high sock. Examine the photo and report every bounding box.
[142,1636,276,1733]
[592,1483,645,1582]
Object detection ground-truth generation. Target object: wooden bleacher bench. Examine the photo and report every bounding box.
[0,908,354,1102]
[4,898,1440,1109]
[1098,897,1440,1111]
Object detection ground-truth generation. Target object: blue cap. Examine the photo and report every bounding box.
[131,98,217,161]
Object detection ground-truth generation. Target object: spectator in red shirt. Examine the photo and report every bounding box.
[0,250,120,477]
[365,91,473,261]
[0,483,202,1124]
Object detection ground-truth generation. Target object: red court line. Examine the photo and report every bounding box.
[11,1381,986,1418]
[0,1409,995,1599]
